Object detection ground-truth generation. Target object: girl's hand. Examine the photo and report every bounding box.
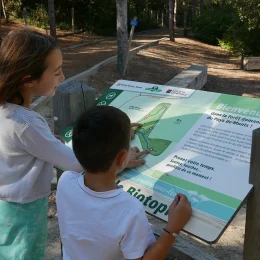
[55,135,65,144]
[126,146,149,168]
[130,123,142,140]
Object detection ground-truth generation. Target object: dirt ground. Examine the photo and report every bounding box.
[0,19,103,48]
[81,37,260,98]
[1,21,259,260]
[1,20,259,97]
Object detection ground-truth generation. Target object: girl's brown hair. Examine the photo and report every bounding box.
[0,29,59,105]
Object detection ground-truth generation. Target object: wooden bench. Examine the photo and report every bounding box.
[165,65,207,90]
[243,57,260,71]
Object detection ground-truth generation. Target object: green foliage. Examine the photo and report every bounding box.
[193,1,260,56]
[26,4,48,29]
[57,22,72,31]
[192,5,236,45]
[220,25,260,56]
[137,18,160,31]
[4,0,22,19]
[15,0,165,35]
[230,0,260,30]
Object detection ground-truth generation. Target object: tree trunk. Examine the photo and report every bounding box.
[1,0,8,22]
[71,7,75,32]
[161,10,164,26]
[0,1,2,28]
[200,0,204,14]
[169,0,175,42]
[165,0,169,27]
[116,0,128,74]
[23,7,28,26]
[192,0,197,21]
[183,0,188,36]
[48,0,57,39]
[174,0,177,24]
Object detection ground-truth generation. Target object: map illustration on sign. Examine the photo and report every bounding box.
[135,103,172,156]
[60,80,259,243]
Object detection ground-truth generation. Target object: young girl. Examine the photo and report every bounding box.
[0,29,147,259]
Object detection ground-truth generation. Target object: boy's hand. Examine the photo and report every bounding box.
[126,146,149,168]
[166,194,192,234]
[131,123,142,140]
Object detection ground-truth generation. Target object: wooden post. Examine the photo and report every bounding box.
[53,81,96,135]
[123,16,137,76]
[23,7,27,26]
[48,0,57,39]
[243,128,260,259]
[71,7,75,32]
[116,0,128,74]
[53,81,96,186]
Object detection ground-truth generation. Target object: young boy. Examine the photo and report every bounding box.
[56,106,192,260]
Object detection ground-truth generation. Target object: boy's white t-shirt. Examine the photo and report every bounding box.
[56,171,156,260]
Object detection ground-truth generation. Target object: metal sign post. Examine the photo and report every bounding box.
[123,17,138,76]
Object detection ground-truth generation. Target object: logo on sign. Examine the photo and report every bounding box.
[65,129,73,138]
[97,101,107,106]
[106,92,116,100]
[145,86,162,93]
[166,89,172,93]
[171,89,188,96]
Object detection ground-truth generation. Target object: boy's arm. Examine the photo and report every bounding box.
[127,194,192,260]
[127,233,175,260]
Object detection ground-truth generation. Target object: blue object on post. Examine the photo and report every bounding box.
[130,19,138,26]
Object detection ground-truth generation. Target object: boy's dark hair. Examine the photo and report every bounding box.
[72,106,131,173]
[0,29,59,105]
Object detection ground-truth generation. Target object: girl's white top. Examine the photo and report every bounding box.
[0,102,83,203]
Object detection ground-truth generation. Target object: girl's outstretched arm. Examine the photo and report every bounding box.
[18,117,83,172]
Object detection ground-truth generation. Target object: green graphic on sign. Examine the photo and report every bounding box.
[135,103,172,156]
[145,86,162,92]
[60,125,73,144]
[95,89,123,106]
